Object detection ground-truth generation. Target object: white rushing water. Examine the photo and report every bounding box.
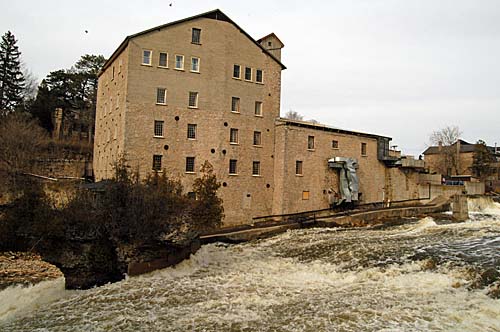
[1,198,500,331]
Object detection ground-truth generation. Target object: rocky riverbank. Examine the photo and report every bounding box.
[0,252,62,290]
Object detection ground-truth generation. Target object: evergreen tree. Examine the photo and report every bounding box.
[0,31,25,115]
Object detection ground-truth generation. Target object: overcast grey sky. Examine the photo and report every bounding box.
[2,0,499,155]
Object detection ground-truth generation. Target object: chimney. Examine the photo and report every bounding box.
[438,141,442,151]
[258,33,284,62]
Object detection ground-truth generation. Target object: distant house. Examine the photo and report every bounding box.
[423,140,500,180]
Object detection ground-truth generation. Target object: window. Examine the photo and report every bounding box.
[233,64,241,79]
[252,161,261,176]
[118,59,122,73]
[230,128,239,144]
[229,159,238,175]
[156,88,167,104]
[332,140,339,149]
[152,155,162,171]
[308,136,315,150]
[187,124,197,139]
[187,192,196,200]
[255,101,263,116]
[302,191,310,200]
[154,120,164,137]
[112,66,115,80]
[256,69,263,83]
[191,57,200,72]
[186,157,195,172]
[296,161,303,175]
[188,91,198,108]
[361,142,367,156]
[142,50,152,65]
[159,52,168,67]
[245,67,252,81]
[231,97,240,113]
[253,131,262,146]
[192,28,201,44]
[175,55,184,70]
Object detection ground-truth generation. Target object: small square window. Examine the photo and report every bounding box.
[296,161,303,175]
[156,88,167,104]
[252,161,261,176]
[361,142,367,156]
[256,69,263,83]
[192,28,201,44]
[229,159,238,175]
[154,120,164,137]
[231,97,240,113]
[152,155,162,171]
[186,157,195,172]
[187,124,197,139]
[159,52,168,67]
[245,67,252,81]
[255,101,263,116]
[302,191,310,200]
[175,55,184,70]
[233,64,241,79]
[230,128,239,144]
[308,136,315,150]
[332,140,339,149]
[191,57,200,72]
[188,91,198,108]
[253,131,262,146]
[142,50,152,65]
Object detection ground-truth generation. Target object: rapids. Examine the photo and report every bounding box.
[1,198,500,331]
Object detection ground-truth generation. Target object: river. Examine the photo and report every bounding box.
[1,198,499,331]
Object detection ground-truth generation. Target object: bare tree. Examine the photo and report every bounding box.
[0,112,47,186]
[284,110,303,121]
[429,125,462,146]
[428,125,462,176]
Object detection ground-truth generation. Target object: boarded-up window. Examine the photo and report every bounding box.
[302,191,310,200]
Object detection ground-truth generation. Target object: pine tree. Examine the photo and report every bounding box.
[0,31,25,115]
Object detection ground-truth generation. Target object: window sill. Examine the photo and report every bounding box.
[229,173,238,176]
[253,145,262,148]
[141,63,152,67]
[332,148,339,150]
[252,174,261,177]
[295,174,303,177]
[231,111,240,114]
[153,136,164,139]
[232,77,241,80]
[187,138,197,141]
[156,103,167,106]
[190,70,200,74]
[158,66,169,69]
[230,142,239,145]
[244,79,253,83]
[307,149,315,152]
[188,106,198,109]
[174,68,185,71]
[191,42,202,45]
[152,170,163,173]
[185,171,196,174]
[254,114,263,117]
[361,154,368,157]
[256,81,264,85]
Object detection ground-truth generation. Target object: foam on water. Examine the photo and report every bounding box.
[2,207,500,331]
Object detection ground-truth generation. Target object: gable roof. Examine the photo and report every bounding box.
[99,9,286,76]
[423,139,499,155]
[257,33,285,47]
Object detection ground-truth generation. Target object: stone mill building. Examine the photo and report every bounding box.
[94,9,427,226]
